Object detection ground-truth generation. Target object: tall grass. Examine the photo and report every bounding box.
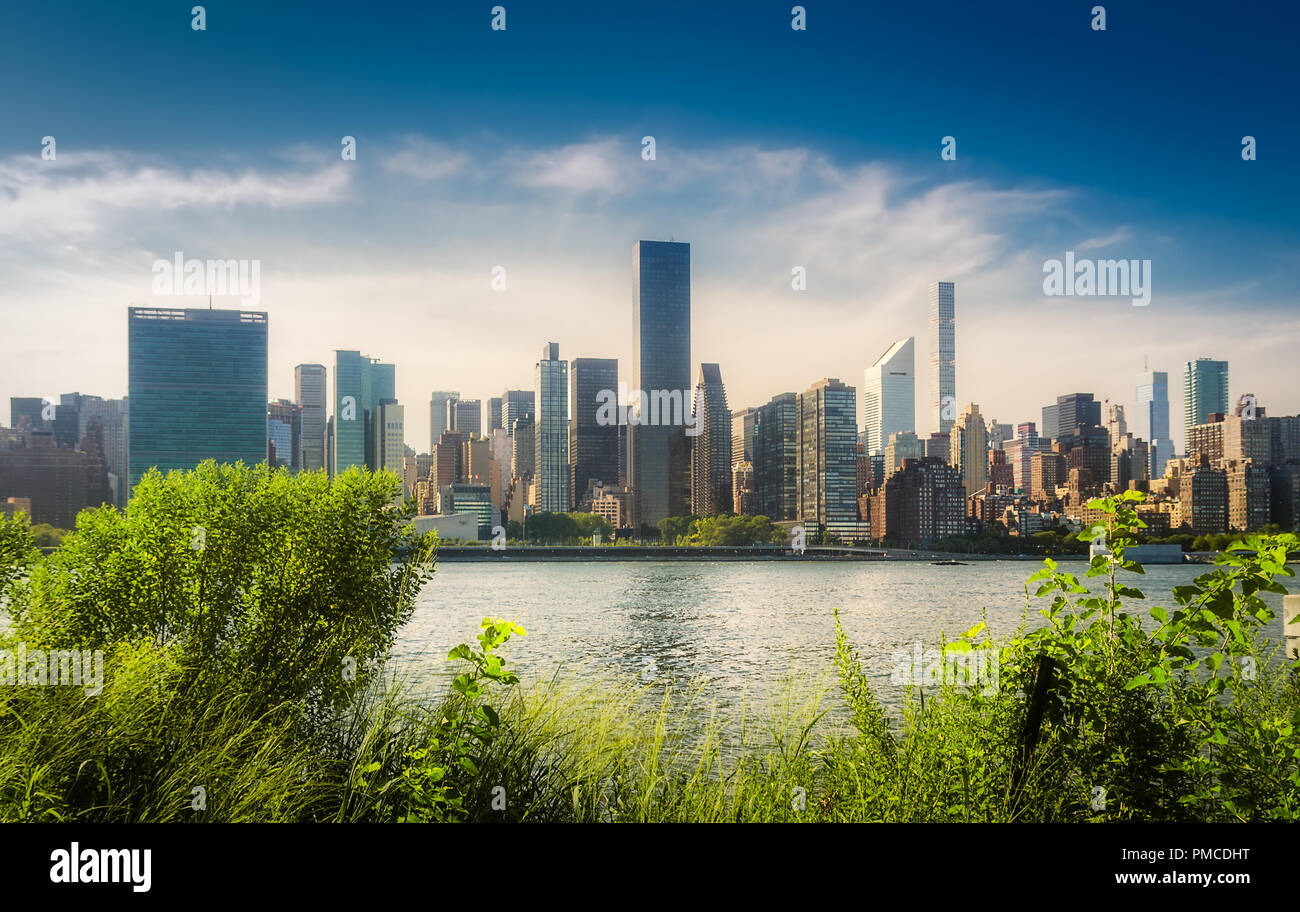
[1,474,1297,823]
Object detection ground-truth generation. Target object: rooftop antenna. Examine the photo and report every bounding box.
[208,294,213,310]
[1143,353,1149,373]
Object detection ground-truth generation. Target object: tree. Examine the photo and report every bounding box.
[5,461,435,731]
[568,511,613,541]
[658,515,695,545]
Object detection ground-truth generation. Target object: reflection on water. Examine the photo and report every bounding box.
[390,560,1293,717]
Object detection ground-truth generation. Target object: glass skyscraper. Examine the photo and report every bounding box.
[929,282,955,434]
[630,240,691,528]
[863,336,915,456]
[294,363,327,472]
[534,342,570,513]
[1183,358,1229,448]
[797,378,858,536]
[569,357,619,508]
[1135,369,1172,478]
[333,350,395,476]
[501,389,535,440]
[127,306,267,495]
[754,392,799,522]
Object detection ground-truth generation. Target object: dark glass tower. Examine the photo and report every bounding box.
[630,240,691,529]
[127,306,267,495]
[797,378,858,536]
[690,363,731,515]
[569,357,619,508]
[754,392,798,521]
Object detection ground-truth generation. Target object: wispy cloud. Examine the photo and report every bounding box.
[0,151,351,239]
[381,137,469,182]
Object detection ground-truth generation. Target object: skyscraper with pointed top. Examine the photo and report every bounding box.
[691,363,731,516]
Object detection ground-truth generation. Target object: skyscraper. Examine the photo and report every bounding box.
[534,342,569,513]
[863,336,915,456]
[1042,393,1102,444]
[502,390,535,439]
[569,357,619,508]
[754,392,799,522]
[629,240,691,528]
[429,391,458,452]
[1184,358,1229,448]
[295,363,327,472]
[731,407,757,470]
[377,400,405,476]
[8,398,44,431]
[77,396,128,507]
[950,403,990,502]
[488,397,503,434]
[333,350,395,476]
[267,399,302,470]
[690,363,732,516]
[929,282,955,434]
[450,399,483,439]
[127,307,267,495]
[1135,370,1172,478]
[797,378,858,537]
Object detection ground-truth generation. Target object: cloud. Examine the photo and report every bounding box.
[6,133,1287,452]
[0,150,351,239]
[381,137,469,182]
[1077,226,1134,250]
[509,139,625,194]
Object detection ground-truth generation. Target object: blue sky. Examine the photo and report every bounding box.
[2,0,1297,450]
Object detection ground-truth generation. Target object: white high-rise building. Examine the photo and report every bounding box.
[378,400,405,476]
[929,282,956,434]
[863,336,915,456]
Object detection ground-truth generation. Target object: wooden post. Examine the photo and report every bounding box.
[1012,653,1057,795]
[1285,594,1300,662]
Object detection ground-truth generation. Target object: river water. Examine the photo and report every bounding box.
[390,560,1295,717]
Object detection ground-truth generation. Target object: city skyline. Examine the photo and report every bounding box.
[5,280,1289,467]
[3,5,1297,457]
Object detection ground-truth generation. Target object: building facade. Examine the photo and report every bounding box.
[629,240,691,528]
[534,342,570,513]
[929,283,955,434]
[295,364,327,472]
[797,378,858,537]
[569,357,619,509]
[863,336,915,456]
[127,306,267,494]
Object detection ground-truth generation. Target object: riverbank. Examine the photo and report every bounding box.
[434,545,1066,562]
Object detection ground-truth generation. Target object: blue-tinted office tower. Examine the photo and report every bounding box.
[333,350,395,476]
[127,307,267,495]
[1135,370,1173,478]
[1183,358,1229,448]
[630,240,691,528]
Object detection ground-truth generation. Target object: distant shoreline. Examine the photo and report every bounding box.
[433,546,1078,563]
